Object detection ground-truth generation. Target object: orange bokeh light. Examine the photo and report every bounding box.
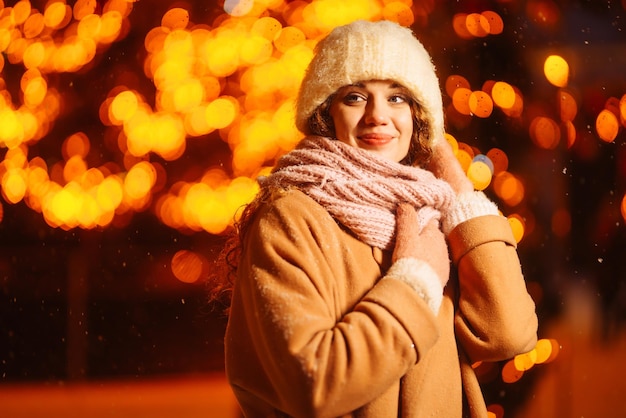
[596,109,620,143]
[171,249,208,283]
[530,116,561,149]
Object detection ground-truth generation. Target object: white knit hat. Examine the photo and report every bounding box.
[295,20,444,145]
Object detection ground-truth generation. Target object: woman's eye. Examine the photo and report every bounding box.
[389,94,407,104]
[343,93,365,103]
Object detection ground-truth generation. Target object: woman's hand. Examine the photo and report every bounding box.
[393,203,450,288]
[427,138,473,195]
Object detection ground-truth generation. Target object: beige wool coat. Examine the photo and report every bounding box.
[225,189,538,418]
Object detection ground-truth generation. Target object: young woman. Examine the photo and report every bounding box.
[215,20,538,418]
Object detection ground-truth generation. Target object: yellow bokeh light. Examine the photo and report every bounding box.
[48,184,80,227]
[0,109,25,149]
[500,88,524,118]
[96,176,124,212]
[507,214,525,243]
[206,96,238,130]
[148,113,187,160]
[514,349,537,372]
[226,176,261,221]
[184,105,214,137]
[544,54,569,88]
[240,35,274,66]
[124,161,156,200]
[171,79,205,112]
[22,41,47,69]
[274,26,305,53]
[1,168,27,204]
[535,338,560,364]
[77,13,102,39]
[203,30,241,77]
[467,161,492,191]
[110,90,140,124]
[306,0,383,32]
[98,10,124,44]
[251,16,283,40]
[491,81,516,109]
[125,109,153,156]
[534,339,554,364]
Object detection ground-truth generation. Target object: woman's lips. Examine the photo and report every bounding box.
[358,133,394,145]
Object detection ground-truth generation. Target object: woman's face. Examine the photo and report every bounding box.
[329,79,414,162]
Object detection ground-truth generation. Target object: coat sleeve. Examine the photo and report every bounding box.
[227,193,440,418]
[448,214,538,363]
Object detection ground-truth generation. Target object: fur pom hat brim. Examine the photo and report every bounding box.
[295,20,444,145]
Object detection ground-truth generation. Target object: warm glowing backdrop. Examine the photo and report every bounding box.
[1,1,625,417]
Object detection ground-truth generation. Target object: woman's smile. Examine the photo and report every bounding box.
[359,133,394,144]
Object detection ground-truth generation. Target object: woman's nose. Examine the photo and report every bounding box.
[364,99,389,125]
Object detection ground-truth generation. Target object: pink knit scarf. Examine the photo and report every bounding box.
[261,136,455,250]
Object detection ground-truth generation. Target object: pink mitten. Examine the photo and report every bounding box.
[427,139,500,235]
[387,204,450,313]
[427,138,473,195]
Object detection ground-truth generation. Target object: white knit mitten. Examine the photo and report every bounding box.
[441,191,499,235]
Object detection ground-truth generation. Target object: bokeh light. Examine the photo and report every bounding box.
[596,109,620,143]
[171,249,208,283]
[452,10,504,39]
[1,1,596,245]
[544,55,569,88]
